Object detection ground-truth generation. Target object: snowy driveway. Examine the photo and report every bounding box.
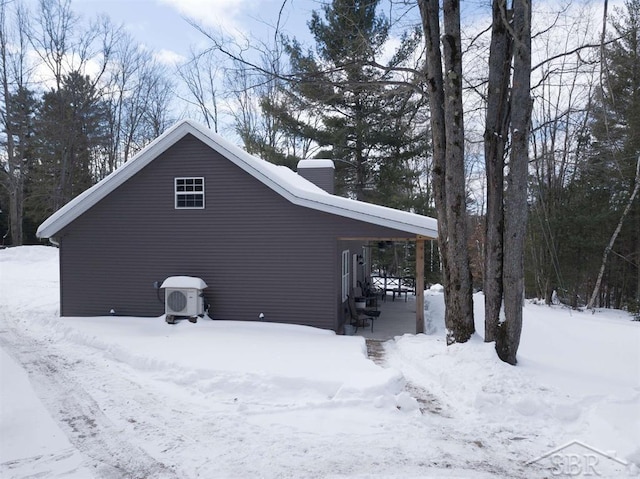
[1,246,638,478]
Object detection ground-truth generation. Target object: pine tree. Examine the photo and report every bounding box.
[583,0,640,311]
[26,71,109,227]
[2,87,38,242]
[266,0,428,208]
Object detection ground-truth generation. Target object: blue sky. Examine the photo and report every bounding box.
[56,0,613,138]
[41,0,616,73]
[73,0,321,63]
[60,0,329,133]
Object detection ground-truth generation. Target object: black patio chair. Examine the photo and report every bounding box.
[347,294,380,333]
[357,280,379,309]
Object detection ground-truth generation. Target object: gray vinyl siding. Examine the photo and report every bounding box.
[296,167,334,194]
[56,134,414,331]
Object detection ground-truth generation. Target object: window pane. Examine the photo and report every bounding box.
[175,177,204,208]
[176,193,204,208]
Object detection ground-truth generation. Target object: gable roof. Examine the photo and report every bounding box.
[36,120,438,239]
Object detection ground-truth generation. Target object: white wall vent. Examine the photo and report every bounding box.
[160,276,208,324]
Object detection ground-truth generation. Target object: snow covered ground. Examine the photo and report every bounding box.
[0,246,638,478]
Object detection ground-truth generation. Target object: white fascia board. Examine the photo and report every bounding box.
[37,119,438,239]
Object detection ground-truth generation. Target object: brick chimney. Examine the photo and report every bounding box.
[296,159,335,194]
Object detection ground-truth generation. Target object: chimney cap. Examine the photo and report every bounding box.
[296,159,335,169]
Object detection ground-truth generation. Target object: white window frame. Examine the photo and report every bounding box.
[175,177,205,209]
[341,250,350,302]
[352,253,359,289]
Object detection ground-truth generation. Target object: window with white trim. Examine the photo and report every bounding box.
[175,177,205,209]
[341,250,350,302]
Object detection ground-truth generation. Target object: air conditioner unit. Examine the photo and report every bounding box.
[160,276,208,324]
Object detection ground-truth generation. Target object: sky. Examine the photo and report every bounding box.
[26,0,621,83]
[66,0,618,93]
[60,0,426,134]
[70,0,614,56]
[72,0,323,64]
[20,0,619,139]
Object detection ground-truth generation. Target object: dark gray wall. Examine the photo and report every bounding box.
[57,134,414,331]
[296,166,334,194]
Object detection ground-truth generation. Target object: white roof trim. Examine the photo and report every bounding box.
[37,120,438,239]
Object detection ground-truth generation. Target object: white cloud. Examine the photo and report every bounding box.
[28,50,108,91]
[379,36,401,65]
[159,0,248,31]
[154,48,186,66]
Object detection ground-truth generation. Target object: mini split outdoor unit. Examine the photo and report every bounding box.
[160,276,208,324]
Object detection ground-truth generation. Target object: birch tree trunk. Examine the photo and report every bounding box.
[496,0,532,365]
[587,156,640,309]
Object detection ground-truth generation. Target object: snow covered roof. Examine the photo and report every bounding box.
[37,120,438,239]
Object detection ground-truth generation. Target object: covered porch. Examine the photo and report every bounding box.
[341,235,437,338]
[353,291,419,340]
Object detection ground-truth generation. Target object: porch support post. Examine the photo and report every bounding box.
[416,238,425,334]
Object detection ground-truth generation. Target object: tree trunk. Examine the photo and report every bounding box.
[442,0,475,343]
[637,204,640,309]
[418,0,449,306]
[484,0,512,342]
[418,0,474,345]
[8,185,24,246]
[496,0,532,365]
[0,3,24,246]
[587,156,640,309]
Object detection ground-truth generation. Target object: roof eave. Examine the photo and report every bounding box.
[36,119,439,240]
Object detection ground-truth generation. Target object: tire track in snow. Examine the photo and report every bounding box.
[0,321,180,479]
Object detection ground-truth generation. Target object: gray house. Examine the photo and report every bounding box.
[37,120,437,332]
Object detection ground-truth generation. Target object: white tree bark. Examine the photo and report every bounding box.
[587,156,640,309]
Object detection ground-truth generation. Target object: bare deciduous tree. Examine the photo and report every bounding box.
[103,32,174,173]
[0,1,33,245]
[418,0,475,345]
[483,0,512,342]
[587,155,640,309]
[495,0,532,365]
[178,49,220,132]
